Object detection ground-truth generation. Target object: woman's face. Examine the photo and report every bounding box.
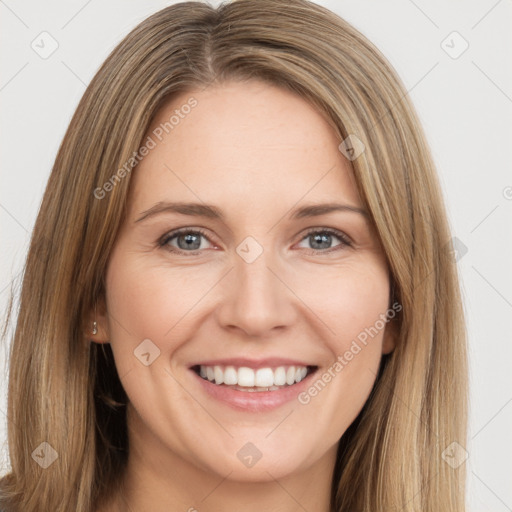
[102,80,395,481]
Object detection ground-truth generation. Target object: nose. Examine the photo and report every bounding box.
[215,246,297,338]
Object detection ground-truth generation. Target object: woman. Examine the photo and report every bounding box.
[0,0,468,510]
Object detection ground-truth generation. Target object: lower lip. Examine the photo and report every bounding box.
[190,369,316,412]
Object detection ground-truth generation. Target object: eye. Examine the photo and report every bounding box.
[158,227,352,256]
[158,228,214,254]
[296,228,352,253]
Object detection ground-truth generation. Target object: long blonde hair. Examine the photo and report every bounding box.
[0,1,467,510]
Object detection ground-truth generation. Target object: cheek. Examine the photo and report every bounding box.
[293,259,390,422]
[103,249,206,382]
[292,256,390,346]
[105,250,210,338]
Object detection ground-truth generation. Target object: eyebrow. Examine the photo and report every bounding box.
[135,201,369,223]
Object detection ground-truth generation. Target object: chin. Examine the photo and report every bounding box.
[195,440,318,483]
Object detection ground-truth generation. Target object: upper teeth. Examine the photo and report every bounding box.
[199,365,308,387]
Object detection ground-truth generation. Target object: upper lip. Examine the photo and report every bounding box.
[190,357,316,369]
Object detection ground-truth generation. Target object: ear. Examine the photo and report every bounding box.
[87,296,110,344]
[381,315,398,355]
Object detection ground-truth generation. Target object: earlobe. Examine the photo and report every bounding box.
[88,299,110,344]
[381,318,398,355]
[89,320,110,344]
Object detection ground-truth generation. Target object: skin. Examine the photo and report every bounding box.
[91,79,396,512]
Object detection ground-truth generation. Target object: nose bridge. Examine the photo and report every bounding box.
[217,236,295,336]
[236,241,276,298]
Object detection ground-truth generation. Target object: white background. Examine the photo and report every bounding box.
[1,0,511,510]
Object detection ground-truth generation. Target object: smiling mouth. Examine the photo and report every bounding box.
[191,364,318,392]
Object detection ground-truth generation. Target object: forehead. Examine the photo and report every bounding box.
[130,80,361,213]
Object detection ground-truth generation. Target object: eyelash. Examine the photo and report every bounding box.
[158,227,352,256]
